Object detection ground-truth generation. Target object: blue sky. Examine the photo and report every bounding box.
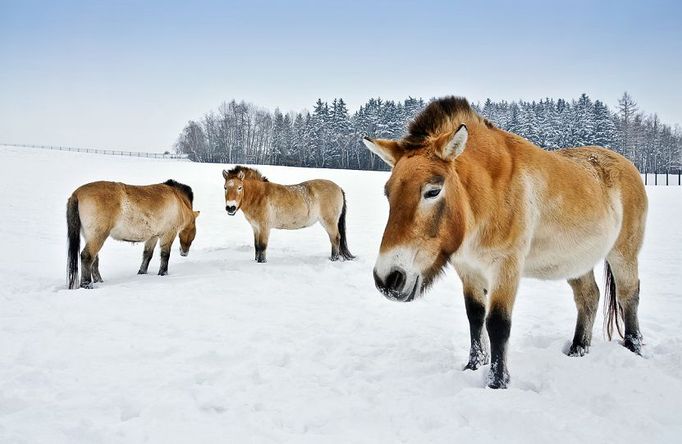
[1,0,681,151]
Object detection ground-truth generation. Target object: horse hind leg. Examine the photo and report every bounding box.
[91,255,103,283]
[80,234,107,288]
[606,254,643,354]
[567,270,600,356]
[320,218,341,261]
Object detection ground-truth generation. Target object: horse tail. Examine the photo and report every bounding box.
[603,261,624,340]
[67,194,81,289]
[337,190,355,260]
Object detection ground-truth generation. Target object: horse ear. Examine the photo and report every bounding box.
[362,137,404,168]
[438,124,468,160]
[237,170,245,180]
[222,169,229,179]
[193,211,200,218]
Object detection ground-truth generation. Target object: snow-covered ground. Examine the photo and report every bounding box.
[1,145,681,443]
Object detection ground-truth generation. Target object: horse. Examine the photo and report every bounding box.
[66,180,200,289]
[222,166,354,263]
[362,96,647,389]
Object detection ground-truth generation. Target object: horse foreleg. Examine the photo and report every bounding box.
[567,270,599,356]
[91,255,103,283]
[253,227,269,263]
[158,233,175,276]
[485,260,520,389]
[138,237,158,274]
[463,287,489,370]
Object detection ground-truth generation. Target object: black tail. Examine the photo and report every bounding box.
[67,195,81,289]
[603,261,624,340]
[337,190,355,260]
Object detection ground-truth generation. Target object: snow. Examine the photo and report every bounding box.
[1,145,681,443]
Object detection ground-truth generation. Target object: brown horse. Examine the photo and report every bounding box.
[222,166,354,262]
[67,180,200,289]
[363,97,647,389]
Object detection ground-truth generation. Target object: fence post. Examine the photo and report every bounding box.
[644,173,647,185]
[655,174,657,186]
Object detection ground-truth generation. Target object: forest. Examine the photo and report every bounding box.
[175,93,681,173]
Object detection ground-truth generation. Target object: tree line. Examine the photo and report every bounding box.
[175,92,682,173]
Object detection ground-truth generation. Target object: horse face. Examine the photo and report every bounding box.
[362,125,468,302]
[223,170,245,216]
[179,211,200,256]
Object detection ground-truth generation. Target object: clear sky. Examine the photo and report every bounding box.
[1,0,680,152]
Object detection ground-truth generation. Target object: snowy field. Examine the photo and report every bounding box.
[1,145,681,443]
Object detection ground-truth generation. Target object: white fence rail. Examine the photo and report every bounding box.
[1,143,188,160]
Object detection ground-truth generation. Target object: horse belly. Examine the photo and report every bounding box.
[110,200,168,242]
[523,219,620,280]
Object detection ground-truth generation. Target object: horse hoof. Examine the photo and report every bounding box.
[487,375,510,389]
[463,354,489,371]
[623,334,643,355]
[158,270,168,276]
[80,282,94,289]
[138,270,147,275]
[567,344,589,357]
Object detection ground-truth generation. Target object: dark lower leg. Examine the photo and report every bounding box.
[567,274,599,357]
[91,255,103,283]
[138,239,156,274]
[80,250,93,287]
[159,247,171,275]
[486,307,511,389]
[330,234,340,261]
[464,293,488,370]
[254,230,268,263]
[622,280,642,354]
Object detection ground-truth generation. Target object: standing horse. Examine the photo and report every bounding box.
[363,96,647,389]
[222,166,354,262]
[67,180,200,289]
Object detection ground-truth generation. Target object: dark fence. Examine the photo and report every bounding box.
[1,143,188,159]
[642,172,682,186]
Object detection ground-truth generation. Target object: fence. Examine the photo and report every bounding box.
[642,172,682,186]
[0,143,188,160]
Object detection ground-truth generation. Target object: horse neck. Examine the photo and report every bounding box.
[176,194,194,227]
[242,179,268,214]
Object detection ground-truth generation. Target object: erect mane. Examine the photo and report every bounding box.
[402,96,494,149]
[164,179,194,204]
[226,165,269,182]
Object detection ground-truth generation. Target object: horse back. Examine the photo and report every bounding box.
[73,181,185,242]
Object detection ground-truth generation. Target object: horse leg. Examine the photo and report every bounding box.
[158,232,176,276]
[321,219,341,261]
[463,285,489,370]
[607,253,643,354]
[91,255,103,283]
[138,237,158,274]
[485,259,520,389]
[567,270,599,356]
[80,235,106,288]
[251,226,269,263]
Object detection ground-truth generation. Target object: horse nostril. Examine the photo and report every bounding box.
[385,268,406,293]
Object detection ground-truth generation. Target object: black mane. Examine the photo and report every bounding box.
[403,96,493,148]
[226,165,269,182]
[164,179,194,204]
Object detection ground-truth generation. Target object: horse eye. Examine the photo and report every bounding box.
[238,186,243,191]
[424,188,441,199]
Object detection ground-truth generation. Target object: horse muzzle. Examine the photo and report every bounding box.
[179,247,189,257]
[225,205,238,216]
[373,268,421,302]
